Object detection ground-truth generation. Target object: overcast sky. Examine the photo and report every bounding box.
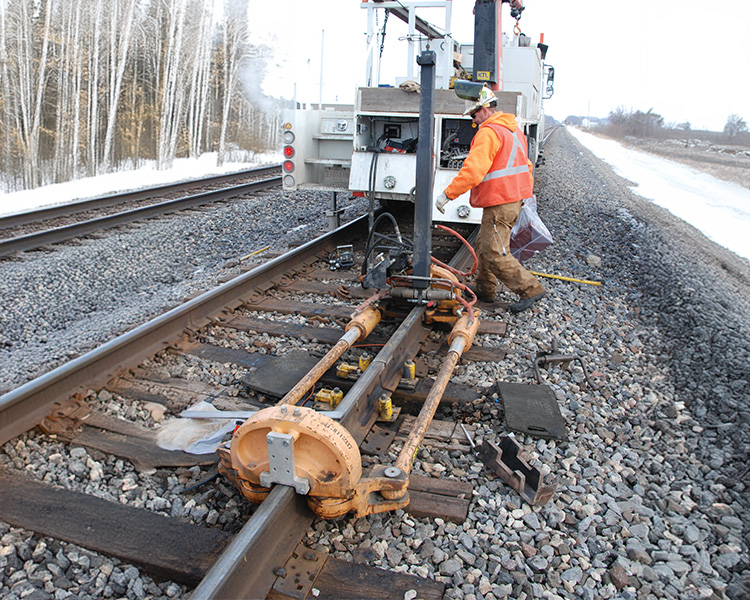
[248,0,749,133]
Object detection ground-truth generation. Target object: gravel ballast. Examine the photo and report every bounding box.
[0,188,368,393]
[1,128,749,600]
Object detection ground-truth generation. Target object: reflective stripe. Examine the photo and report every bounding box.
[482,165,530,181]
[481,128,529,183]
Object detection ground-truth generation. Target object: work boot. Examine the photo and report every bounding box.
[508,291,546,313]
[469,285,496,303]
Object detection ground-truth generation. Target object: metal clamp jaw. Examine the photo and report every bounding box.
[307,464,410,519]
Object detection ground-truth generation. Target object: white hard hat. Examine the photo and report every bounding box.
[463,84,497,116]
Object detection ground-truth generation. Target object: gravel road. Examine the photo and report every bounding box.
[1,127,748,600]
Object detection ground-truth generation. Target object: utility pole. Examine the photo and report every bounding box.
[319,30,325,108]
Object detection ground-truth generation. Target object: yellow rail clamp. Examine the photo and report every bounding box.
[377,393,400,423]
[403,359,416,380]
[336,363,359,380]
[314,387,344,408]
[359,354,372,371]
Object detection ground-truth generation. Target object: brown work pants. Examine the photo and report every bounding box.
[475,201,545,300]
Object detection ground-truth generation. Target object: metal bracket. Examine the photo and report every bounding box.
[38,394,91,438]
[534,339,593,388]
[259,432,311,495]
[271,544,326,599]
[478,437,557,506]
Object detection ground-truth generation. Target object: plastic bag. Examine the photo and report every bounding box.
[510,196,553,263]
[155,401,236,454]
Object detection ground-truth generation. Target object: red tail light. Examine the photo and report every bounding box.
[283,160,294,173]
[283,146,295,158]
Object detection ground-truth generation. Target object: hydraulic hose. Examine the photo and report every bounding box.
[430,223,478,277]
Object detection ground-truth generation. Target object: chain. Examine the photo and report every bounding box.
[379,9,390,59]
[377,9,389,84]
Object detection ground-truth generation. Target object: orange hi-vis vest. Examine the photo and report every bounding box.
[469,123,533,208]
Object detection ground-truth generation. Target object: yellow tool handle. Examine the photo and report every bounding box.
[529,271,602,287]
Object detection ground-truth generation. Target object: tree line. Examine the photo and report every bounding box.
[0,0,283,193]
[602,107,748,141]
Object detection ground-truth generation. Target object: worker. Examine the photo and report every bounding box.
[435,85,546,313]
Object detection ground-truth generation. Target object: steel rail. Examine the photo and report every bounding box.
[191,226,479,600]
[0,214,368,447]
[0,165,280,230]
[0,177,281,257]
[541,124,560,149]
[191,307,430,600]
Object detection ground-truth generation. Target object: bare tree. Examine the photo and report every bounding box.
[185,3,215,159]
[87,0,104,175]
[0,0,279,192]
[7,0,54,188]
[217,0,251,167]
[724,113,748,138]
[100,0,139,171]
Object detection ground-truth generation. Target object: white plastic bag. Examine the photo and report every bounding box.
[156,401,236,454]
[510,196,553,263]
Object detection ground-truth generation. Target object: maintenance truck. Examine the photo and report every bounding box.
[280,0,554,226]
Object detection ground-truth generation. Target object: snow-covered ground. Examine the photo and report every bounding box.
[569,127,750,261]
[0,152,281,218]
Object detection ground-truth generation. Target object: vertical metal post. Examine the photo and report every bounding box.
[319,30,325,107]
[366,4,375,87]
[407,8,416,81]
[474,0,503,91]
[326,191,341,231]
[412,50,435,289]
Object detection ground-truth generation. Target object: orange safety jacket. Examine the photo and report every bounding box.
[445,112,533,208]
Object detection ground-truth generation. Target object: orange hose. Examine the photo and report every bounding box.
[431,223,478,277]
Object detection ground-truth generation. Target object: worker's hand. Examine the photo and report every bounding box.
[435,191,450,214]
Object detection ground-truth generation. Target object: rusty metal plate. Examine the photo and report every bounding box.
[477,437,557,506]
[360,419,402,456]
[271,544,327,599]
[497,382,566,440]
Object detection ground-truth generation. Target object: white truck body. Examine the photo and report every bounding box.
[281,1,552,226]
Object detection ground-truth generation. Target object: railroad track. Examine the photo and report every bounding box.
[0,211,510,599]
[0,165,281,257]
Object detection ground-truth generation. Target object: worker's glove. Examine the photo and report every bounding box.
[435,191,450,214]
